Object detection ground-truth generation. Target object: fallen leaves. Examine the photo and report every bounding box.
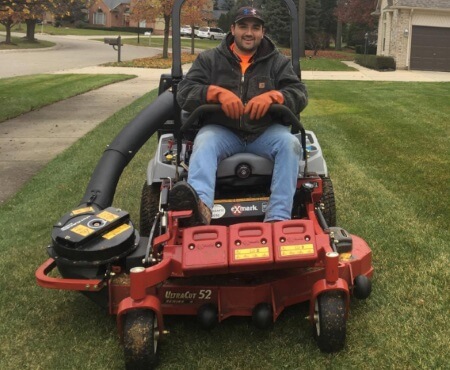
[103,52,199,69]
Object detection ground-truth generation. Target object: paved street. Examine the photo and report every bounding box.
[0,33,161,77]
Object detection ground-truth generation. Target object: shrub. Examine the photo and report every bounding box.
[355,44,377,55]
[355,55,396,71]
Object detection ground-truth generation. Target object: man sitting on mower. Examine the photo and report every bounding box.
[171,6,308,225]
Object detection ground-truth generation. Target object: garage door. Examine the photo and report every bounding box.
[410,26,450,72]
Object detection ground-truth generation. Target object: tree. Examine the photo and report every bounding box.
[264,0,291,47]
[221,0,235,11]
[334,0,377,47]
[0,1,27,44]
[56,0,91,26]
[130,0,158,44]
[305,0,322,54]
[335,0,376,27]
[181,0,210,54]
[151,0,174,59]
[319,0,337,48]
[0,0,92,44]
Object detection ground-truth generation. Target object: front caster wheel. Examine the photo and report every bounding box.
[353,275,372,299]
[313,291,347,353]
[123,310,159,370]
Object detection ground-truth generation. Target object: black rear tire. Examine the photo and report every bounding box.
[313,290,347,353]
[123,310,158,370]
[140,182,160,237]
[321,176,337,227]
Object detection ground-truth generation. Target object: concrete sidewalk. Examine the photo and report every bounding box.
[1,63,449,204]
[0,67,170,203]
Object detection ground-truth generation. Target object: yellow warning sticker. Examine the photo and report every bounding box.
[97,211,119,222]
[71,224,95,237]
[235,247,270,260]
[71,206,95,216]
[280,244,314,256]
[102,224,131,240]
[339,253,353,261]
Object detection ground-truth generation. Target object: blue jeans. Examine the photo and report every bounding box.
[187,124,302,221]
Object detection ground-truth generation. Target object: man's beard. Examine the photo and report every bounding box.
[236,37,260,53]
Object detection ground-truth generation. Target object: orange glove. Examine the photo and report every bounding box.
[244,90,285,120]
[207,85,244,120]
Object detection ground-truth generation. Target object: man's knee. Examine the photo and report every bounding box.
[279,133,301,156]
[194,128,217,149]
[291,136,302,156]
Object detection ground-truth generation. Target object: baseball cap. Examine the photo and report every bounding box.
[234,7,265,24]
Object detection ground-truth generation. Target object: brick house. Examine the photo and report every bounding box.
[88,0,160,30]
[373,0,450,71]
[88,0,132,27]
[88,0,216,35]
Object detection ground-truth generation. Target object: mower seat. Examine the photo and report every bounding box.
[215,153,274,189]
[216,134,306,186]
[217,153,273,177]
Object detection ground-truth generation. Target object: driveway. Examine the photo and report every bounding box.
[0,33,162,78]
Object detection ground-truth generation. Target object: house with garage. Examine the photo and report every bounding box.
[373,0,450,71]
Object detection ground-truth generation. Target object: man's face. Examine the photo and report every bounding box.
[231,19,264,55]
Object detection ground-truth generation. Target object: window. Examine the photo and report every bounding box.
[94,9,105,25]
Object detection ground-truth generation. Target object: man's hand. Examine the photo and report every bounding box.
[245,90,284,120]
[207,85,244,120]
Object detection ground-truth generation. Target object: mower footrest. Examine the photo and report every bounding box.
[182,226,228,273]
[229,222,274,272]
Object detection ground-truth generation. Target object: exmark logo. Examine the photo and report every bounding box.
[231,204,258,215]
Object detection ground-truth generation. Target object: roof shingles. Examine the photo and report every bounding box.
[103,0,130,10]
[395,0,450,9]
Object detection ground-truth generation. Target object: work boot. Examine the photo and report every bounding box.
[169,182,212,226]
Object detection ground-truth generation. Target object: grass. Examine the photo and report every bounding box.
[301,58,354,71]
[0,74,135,123]
[120,36,221,51]
[1,81,449,369]
[0,23,137,36]
[102,52,198,69]
[0,35,55,49]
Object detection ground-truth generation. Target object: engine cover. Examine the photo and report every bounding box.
[50,206,138,266]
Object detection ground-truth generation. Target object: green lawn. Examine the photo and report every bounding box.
[0,81,448,369]
[0,23,137,36]
[0,36,55,50]
[0,74,135,123]
[301,58,355,71]
[119,36,221,51]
